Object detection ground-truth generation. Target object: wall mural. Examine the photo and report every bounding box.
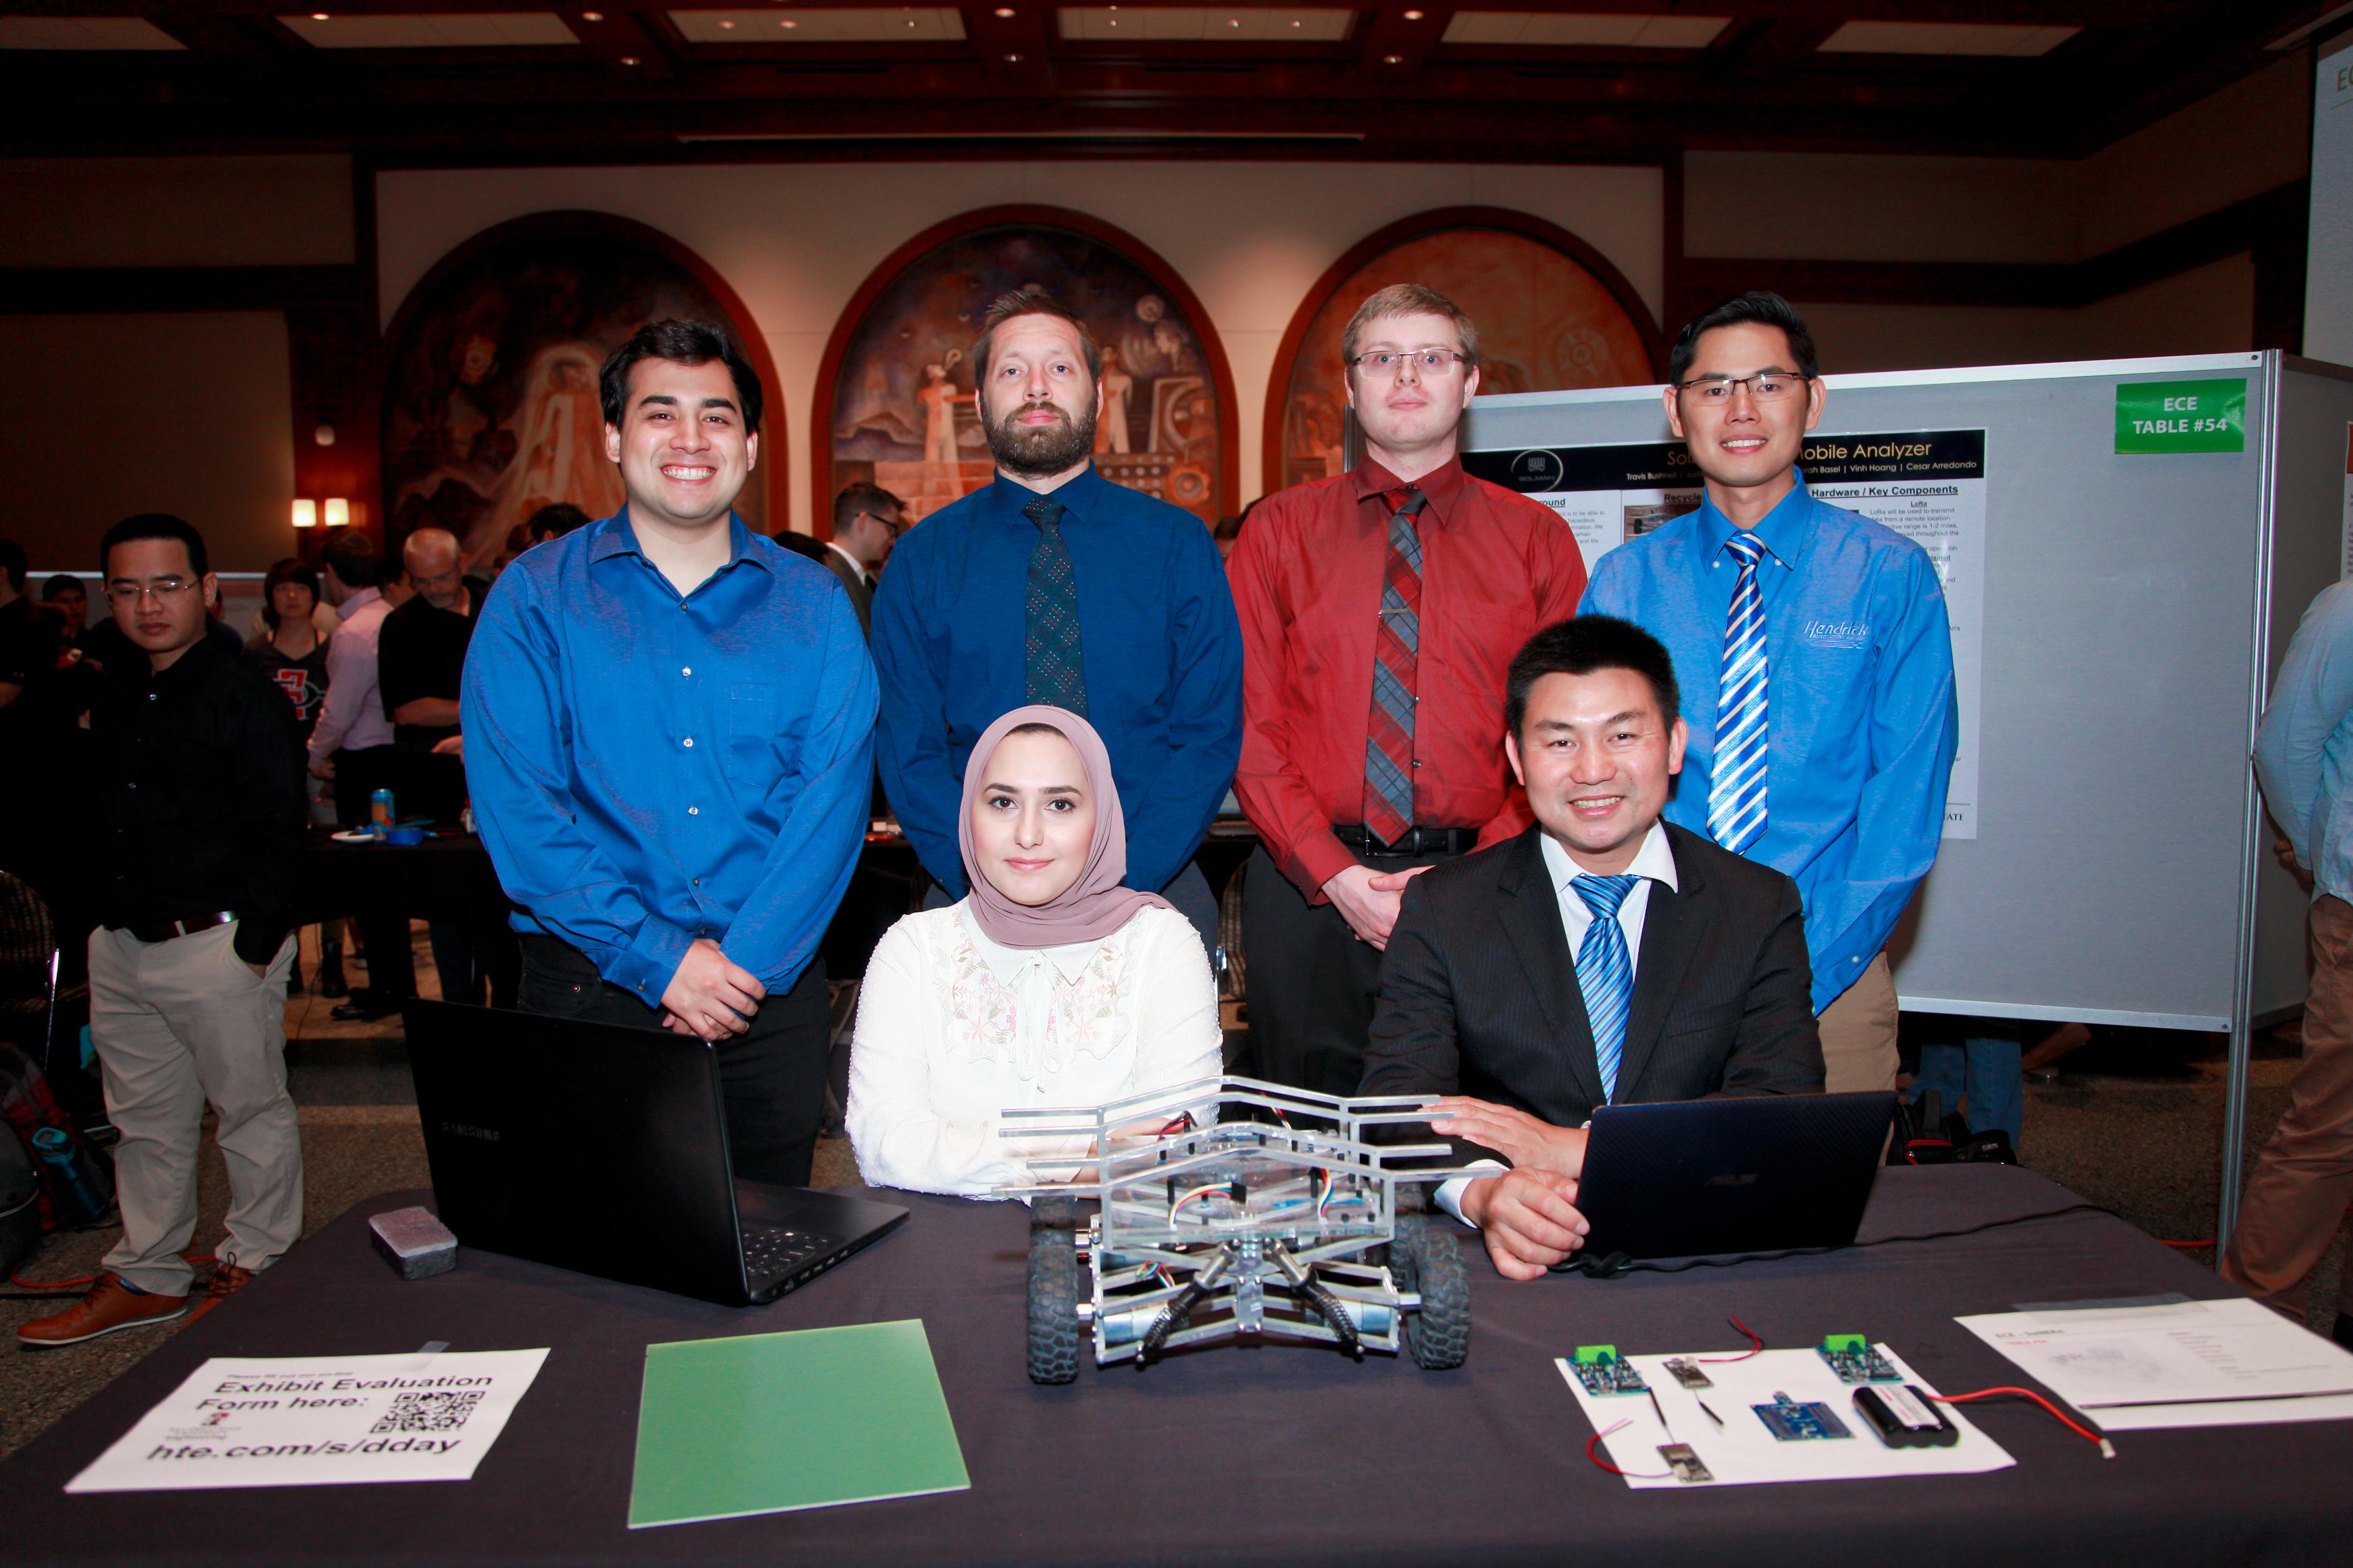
[382,215,772,566]
[1274,216,1659,492]
[827,217,1229,530]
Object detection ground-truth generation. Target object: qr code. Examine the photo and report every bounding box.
[371,1390,485,1434]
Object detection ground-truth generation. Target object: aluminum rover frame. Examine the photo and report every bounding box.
[1003,1076,1489,1377]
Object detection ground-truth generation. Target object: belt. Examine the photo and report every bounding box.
[113,911,236,944]
[1333,824,1479,856]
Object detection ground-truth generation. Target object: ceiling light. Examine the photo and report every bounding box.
[310,12,328,19]
[781,17,796,26]
[718,17,733,26]
[1384,52,1400,61]
[581,10,601,18]
[1403,7,1423,16]
[1005,50,1020,58]
[994,5,1015,14]
[619,53,639,62]
[1291,17,1302,24]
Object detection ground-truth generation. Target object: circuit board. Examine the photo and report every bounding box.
[1753,1392,1853,1441]
[1816,1334,1901,1385]
[1662,1357,1714,1390]
[1569,1345,1651,1397]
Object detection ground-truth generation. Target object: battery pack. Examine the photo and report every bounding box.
[369,1205,459,1281]
[1852,1383,1960,1448]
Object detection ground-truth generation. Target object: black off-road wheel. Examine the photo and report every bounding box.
[1026,1197,1083,1385]
[1391,1212,1471,1370]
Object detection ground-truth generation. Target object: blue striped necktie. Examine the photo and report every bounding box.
[1571,873,1640,1104]
[1708,530,1770,855]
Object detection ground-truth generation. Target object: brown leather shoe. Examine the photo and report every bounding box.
[17,1273,189,1347]
[183,1262,256,1325]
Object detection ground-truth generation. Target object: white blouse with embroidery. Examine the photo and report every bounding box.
[845,900,1223,1198]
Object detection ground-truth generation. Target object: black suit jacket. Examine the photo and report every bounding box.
[1361,822,1822,1155]
[818,546,874,636]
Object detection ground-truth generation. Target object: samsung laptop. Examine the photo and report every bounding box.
[1568,1091,1897,1267]
[403,1000,906,1307]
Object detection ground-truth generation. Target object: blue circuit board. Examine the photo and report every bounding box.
[1753,1392,1853,1441]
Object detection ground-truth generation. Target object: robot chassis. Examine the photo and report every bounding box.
[1002,1076,1488,1384]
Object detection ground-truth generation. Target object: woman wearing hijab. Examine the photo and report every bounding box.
[847,705,1223,1197]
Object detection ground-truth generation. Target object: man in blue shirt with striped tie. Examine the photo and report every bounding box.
[1582,293,1956,1094]
[872,287,1242,945]
[463,320,878,1186]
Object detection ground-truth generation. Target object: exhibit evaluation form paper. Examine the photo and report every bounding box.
[65,1349,550,1493]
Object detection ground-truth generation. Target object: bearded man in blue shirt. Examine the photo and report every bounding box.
[1581,293,1956,1094]
[463,320,878,1186]
[872,288,1242,945]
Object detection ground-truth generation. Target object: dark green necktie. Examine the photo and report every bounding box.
[1023,495,1088,716]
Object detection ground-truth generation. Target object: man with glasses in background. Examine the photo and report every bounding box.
[20,514,308,1346]
[819,481,903,636]
[1227,283,1588,1096]
[1582,292,1956,1094]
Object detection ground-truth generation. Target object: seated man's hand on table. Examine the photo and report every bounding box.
[1428,1096,1587,1177]
[1456,1168,1588,1281]
[659,938,765,1042]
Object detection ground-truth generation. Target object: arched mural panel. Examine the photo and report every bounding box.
[382,212,781,566]
[1270,208,1662,493]
[819,206,1237,534]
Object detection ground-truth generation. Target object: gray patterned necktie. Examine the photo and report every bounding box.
[1024,494,1088,716]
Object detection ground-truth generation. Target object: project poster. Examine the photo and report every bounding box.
[1464,430,1986,839]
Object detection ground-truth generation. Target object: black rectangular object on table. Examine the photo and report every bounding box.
[401,999,906,1307]
[1573,1090,1894,1261]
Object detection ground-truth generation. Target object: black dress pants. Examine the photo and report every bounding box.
[516,934,831,1187]
[1239,841,1456,1099]
[331,745,416,1000]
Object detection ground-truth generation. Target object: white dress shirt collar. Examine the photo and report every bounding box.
[826,540,872,587]
[1538,820,1678,899]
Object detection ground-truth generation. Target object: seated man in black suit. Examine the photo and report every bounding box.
[1361,615,1823,1279]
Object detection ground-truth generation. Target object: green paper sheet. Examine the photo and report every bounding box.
[628,1318,971,1529]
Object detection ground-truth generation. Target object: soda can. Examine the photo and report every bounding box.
[370,788,395,832]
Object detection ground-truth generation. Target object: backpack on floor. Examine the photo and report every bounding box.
[0,1119,37,1276]
[0,1044,114,1228]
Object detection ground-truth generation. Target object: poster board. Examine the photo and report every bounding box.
[1465,352,2339,1034]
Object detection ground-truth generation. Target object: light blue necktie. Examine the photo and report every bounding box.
[1572,873,1640,1104]
[1708,530,1770,855]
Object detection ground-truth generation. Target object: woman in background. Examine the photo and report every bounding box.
[848,706,1222,1197]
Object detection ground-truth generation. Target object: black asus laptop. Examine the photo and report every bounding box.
[403,1001,907,1307]
[1571,1091,1895,1263]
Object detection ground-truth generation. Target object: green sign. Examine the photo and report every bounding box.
[2115,378,2246,454]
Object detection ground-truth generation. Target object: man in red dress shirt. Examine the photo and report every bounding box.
[1228,284,1589,1096]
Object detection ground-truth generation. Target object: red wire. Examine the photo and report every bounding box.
[10,1253,215,1294]
[1584,1418,1668,1478]
[2161,1239,2216,1249]
[1931,1386,2108,1448]
[1700,1315,1765,1362]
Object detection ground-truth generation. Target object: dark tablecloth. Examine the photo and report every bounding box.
[295,835,509,930]
[7,1165,2348,1567]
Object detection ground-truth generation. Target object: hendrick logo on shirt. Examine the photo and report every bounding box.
[1800,619,1869,649]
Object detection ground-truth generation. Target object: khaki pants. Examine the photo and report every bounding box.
[1816,951,1899,1094]
[90,922,301,1296]
[2224,894,2353,1323]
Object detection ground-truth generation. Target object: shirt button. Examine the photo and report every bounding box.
[681,667,691,677]
[692,877,701,888]
[688,805,700,816]
[682,737,694,748]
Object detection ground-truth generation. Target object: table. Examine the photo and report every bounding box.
[10,1166,2346,1566]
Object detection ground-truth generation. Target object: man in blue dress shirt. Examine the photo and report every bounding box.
[463,321,878,1186]
[1582,293,1955,1093]
[872,287,1242,945]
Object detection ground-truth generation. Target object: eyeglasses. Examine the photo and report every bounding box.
[854,510,905,539]
[1674,371,1812,405]
[105,578,200,606]
[1348,349,1469,378]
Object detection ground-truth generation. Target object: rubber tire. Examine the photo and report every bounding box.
[1393,1213,1471,1370]
[1026,1199,1083,1385]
